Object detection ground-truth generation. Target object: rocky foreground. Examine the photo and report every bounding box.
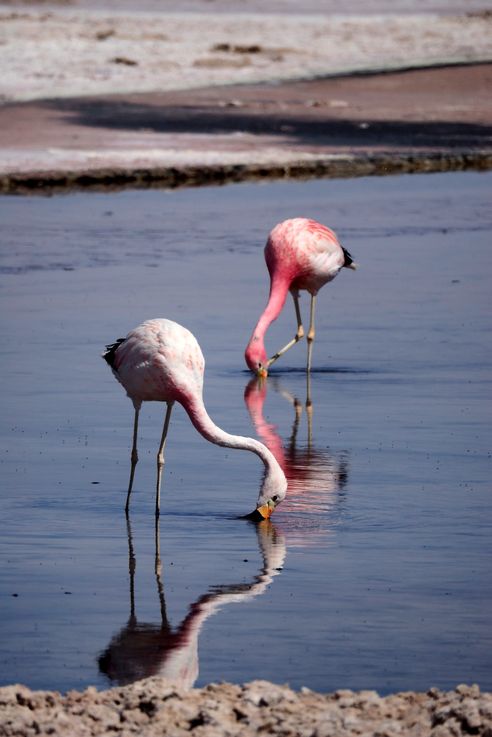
[1,679,491,737]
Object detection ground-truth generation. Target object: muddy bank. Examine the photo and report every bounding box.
[2,149,492,195]
[1,680,491,736]
[1,63,492,194]
[0,5,491,193]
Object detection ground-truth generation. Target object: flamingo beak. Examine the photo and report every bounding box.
[255,502,273,520]
[242,499,276,522]
[257,367,268,378]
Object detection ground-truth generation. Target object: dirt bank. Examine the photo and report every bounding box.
[1,680,491,737]
[1,64,491,193]
[0,6,491,193]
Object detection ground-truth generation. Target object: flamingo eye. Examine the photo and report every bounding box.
[272,495,279,502]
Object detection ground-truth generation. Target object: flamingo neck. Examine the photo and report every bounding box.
[181,394,287,506]
[182,392,285,488]
[248,276,290,351]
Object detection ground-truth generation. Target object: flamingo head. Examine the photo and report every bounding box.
[255,485,287,521]
[245,337,269,378]
[254,497,280,520]
[250,460,287,520]
[245,489,286,522]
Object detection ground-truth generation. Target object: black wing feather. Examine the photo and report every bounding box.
[342,246,354,268]
[103,338,126,368]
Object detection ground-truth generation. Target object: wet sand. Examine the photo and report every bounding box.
[0,6,491,191]
[0,62,490,190]
[1,64,492,193]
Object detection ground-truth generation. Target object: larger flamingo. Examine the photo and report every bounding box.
[245,218,356,376]
[103,318,287,518]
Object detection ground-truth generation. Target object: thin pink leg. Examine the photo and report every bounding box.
[125,407,140,514]
[155,402,174,517]
[268,292,305,367]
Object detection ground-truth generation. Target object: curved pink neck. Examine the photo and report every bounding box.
[182,392,280,474]
[248,276,290,351]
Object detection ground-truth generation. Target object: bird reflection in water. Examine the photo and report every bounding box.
[98,516,286,689]
[244,374,349,544]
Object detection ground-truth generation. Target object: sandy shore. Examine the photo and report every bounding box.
[1,679,491,737]
[1,62,491,193]
[0,5,491,191]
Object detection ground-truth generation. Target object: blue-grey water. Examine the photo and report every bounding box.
[0,172,491,695]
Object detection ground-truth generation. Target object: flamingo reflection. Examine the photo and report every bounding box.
[244,375,349,540]
[98,516,286,689]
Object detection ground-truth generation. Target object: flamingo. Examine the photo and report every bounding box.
[245,217,357,376]
[103,318,287,518]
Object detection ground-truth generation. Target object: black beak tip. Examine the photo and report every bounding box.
[239,509,265,522]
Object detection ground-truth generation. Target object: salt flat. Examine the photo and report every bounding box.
[1,9,491,102]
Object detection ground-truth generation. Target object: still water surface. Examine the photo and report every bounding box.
[0,172,491,694]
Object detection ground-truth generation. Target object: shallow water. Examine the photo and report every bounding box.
[0,172,491,695]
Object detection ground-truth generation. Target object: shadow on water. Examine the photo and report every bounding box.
[244,374,349,545]
[98,515,286,688]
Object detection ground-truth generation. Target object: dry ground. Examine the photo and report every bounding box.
[1,679,492,737]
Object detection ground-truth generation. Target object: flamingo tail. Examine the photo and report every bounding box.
[342,247,358,270]
[103,338,126,368]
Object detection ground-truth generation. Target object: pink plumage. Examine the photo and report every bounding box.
[245,217,356,375]
[111,319,204,406]
[104,318,287,518]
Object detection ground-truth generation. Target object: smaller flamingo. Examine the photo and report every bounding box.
[103,318,287,518]
[245,217,357,376]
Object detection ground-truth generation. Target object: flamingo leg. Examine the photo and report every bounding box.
[306,369,313,448]
[306,295,317,372]
[268,293,305,368]
[155,402,174,517]
[125,407,140,515]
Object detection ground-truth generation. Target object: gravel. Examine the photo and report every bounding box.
[1,679,492,737]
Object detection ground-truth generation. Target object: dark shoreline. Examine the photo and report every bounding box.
[1,63,491,196]
[2,149,492,196]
